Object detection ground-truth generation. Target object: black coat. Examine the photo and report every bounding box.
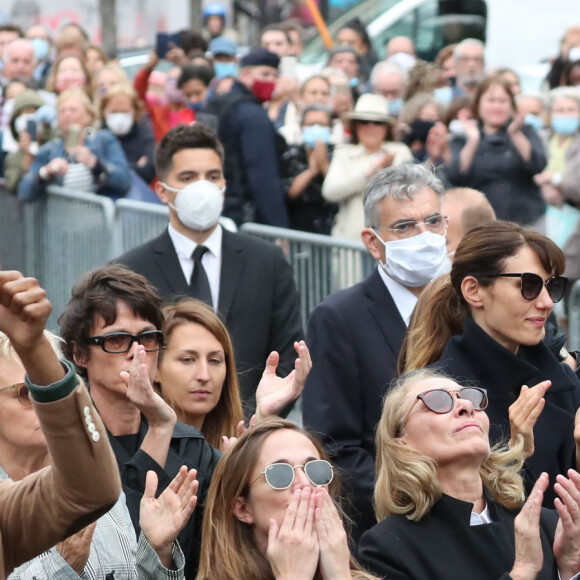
[303,269,406,544]
[358,491,559,580]
[431,316,580,504]
[114,227,303,415]
[445,121,547,224]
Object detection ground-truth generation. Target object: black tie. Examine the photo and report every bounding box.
[190,245,212,306]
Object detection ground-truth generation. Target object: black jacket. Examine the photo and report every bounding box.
[431,316,580,504]
[109,418,222,580]
[303,269,406,544]
[358,491,559,580]
[114,227,303,415]
[445,121,547,224]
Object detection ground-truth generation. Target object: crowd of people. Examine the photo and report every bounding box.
[3,10,580,580]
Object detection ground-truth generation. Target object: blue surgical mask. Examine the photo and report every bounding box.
[349,77,359,88]
[387,98,403,116]
[302,124,331,148]
[551,115,579,136]
[31,38,49,62]
[524,113,543,132]
[213,61,238,78]
[433,86,453,106]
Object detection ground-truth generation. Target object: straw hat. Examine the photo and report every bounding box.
[341,93,393,128]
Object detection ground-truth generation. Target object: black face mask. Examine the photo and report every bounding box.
[408,119,436,144]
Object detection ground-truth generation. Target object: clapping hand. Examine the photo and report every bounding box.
[553,470,580,580]
[508,381,551,458]
[120,346,176,428]
[255,341,312,422]
[140,466,198,567]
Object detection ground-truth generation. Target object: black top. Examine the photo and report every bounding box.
[431,316,580,504]
[445,121,547,224]
[359,490,559,580]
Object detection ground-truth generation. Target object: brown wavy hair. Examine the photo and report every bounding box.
[197,418,377,580]
[374,369,526,522]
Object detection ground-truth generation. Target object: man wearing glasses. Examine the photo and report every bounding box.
[452,38,486,98]
[303,163,448,545]
[58,264,221,579]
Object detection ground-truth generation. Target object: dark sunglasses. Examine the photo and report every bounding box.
[251,459,334,490]
[417,387,488,414]
[0,383,31,407]
[86,330,163,353]
[489,272,567,303]
[356,119,387,126]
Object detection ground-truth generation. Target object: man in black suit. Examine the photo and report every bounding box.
[114,124,303,415]
[302,164,449,544]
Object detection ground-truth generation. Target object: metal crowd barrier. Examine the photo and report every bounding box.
[240,222,375,329]
[0,184,374,331]
[569,280,580,350]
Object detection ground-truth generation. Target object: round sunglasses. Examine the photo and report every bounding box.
[489,272,567,303]
[251,459,334,490]
[417,387,488,414]
[0,383,31,407]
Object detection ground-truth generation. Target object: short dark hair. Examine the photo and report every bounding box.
[260,24,291,44]
[0,24,24,38]
[178,64,214,89]
[471,74,516,119]
[178,29,208,55]
[59,264,164,377]
[154,124,225,180]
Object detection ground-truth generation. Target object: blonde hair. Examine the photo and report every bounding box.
[197,419,377,580]
[0,330,64,363]
[374,369,526,522]
[99,82,144,122]
[57,86,98,126]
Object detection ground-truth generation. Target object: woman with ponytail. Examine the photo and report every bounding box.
[399,221,580,506]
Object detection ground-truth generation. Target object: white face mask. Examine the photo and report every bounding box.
[105,112,134,136]
[374,230,450,287]
[163,180,225,231]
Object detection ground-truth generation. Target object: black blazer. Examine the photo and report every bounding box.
[303,269,406,544]
[432,316,580,504]
[114,228,304,414]
[358,492,559,580]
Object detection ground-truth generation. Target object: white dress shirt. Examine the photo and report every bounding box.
[168,223,222,310]
[377,265,418,326]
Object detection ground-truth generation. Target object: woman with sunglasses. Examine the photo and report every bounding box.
[398,220,580,506]
[198,418,378,580]
[0,329,197,579]
[358,369,580,580]
[321,93,412,242]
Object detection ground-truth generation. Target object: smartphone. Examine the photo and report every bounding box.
[66,124,82,150]
[280,56,298,78]
[26,119,37,141]
[156,32,181,59]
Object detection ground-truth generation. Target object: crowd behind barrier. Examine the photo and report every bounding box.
[0,184,373,330]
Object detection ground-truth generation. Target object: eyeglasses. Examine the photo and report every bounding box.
[356,120,387,126]
[251,459,334,490]
[417,387,488,414]
[489,272,568,303]
[0,383,31,407]
[86,330,163,353]
[382,214,448,238]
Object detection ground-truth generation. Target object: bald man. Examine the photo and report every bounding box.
[441,187,496,254]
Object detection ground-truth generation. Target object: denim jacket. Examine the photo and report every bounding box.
[17,128,132,202]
